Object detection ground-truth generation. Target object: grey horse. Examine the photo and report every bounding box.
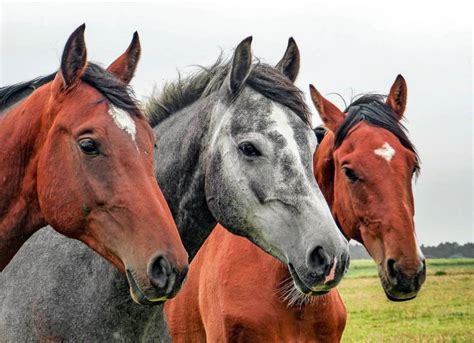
[0,37,349,341]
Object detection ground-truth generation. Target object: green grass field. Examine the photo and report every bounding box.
[338,259,474,342]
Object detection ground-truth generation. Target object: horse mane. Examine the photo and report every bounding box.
[0,73,56,111]
[336,94,420,175]
[0,63,141,116]
[146,56,311,127]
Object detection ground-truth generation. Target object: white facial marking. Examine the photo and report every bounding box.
[109,106,136,142]
[374,142,395,162]
[270,104,306,174]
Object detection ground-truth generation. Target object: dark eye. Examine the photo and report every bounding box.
[342,166,359,183]
[79,138,100,156]
[238,142,261,157]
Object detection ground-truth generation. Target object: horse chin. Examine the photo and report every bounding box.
[383,289,417,302]
[288,264,330,297]
[126,270,166,306]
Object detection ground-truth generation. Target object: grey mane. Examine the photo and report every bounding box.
[146,57,311,127]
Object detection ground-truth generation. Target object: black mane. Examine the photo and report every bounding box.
[146,57,311,127]
[0,63,140,116]
[335,94,420,173]
[0,73,55,110]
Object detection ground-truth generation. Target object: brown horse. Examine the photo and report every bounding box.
[0,25,188,305]
[164,75,426,341]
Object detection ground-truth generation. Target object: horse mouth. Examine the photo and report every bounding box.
[126,270,166,306]
[288,264,329,296]
[378,268,418,302]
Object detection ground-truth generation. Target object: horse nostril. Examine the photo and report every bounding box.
[417,259,427,285]
[148,255,171,289]
[421,259,427,273]
[342,251,351,273]
[387,258,397,280]
[307,246,330,276]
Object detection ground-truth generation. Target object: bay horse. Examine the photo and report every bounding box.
[164,74,426,342]
[0,25,188,305]
[0,38,348,340]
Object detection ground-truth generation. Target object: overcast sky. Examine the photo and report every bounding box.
[1,0,472,245]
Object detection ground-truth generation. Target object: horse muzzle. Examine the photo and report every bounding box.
[380,258,426,302]
[126,255,188,306]
[288,249,350,296]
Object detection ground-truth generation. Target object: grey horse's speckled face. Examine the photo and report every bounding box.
[205,85,349,293]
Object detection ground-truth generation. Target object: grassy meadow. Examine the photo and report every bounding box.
[338,259,474,342]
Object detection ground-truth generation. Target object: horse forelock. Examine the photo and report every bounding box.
[334,93,420,176]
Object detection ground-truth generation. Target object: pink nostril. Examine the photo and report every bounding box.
[324,258,337,283]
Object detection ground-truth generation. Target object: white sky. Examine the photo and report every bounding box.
[1,0,472,245]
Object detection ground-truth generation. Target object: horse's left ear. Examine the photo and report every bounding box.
[386,74,407,120]
[107,32,141,84]
[275,37,300,82]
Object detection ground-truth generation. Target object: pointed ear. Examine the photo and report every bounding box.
[386,74,407,120]
[275,37,300,82]
[107,32,141,84]
[309,84,345,132]
[227,36,253,95]
[59,24,87,90]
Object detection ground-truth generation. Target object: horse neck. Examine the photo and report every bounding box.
[153,97,218,261]
[0,88,50,270]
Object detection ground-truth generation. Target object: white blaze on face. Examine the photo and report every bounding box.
[109,106,137,142]
[270,104,306,174]
[374,142,395,162]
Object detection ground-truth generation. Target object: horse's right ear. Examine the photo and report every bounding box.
[309,84,345,132]
[107,31,141,84]
[275,37,300,82]
[55,24,87,91]
[227,36,253,96]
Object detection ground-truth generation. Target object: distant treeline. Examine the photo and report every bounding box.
[349,242,474,259]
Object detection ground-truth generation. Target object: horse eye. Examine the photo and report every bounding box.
[342,166,359,183]
[238,142,261,157]
[79,138,100,156]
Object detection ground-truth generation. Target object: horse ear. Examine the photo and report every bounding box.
[386,74,407,120]
[275,37,300,82]
[59,24,87,90]
[309,84,345,132]
[227,36,253,95]
[107,32,141,84]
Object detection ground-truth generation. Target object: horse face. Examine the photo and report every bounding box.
[333,124,425,300]
[35,26,188,305]
[205,87,349,294]
[203,38,349,295]
[311,77,425,301]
